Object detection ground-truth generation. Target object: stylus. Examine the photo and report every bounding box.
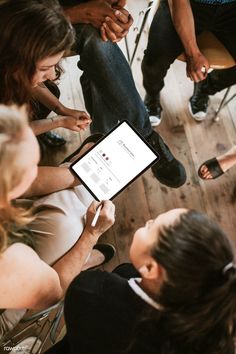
[91,204,103,227]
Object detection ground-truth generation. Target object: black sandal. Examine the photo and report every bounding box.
[61,133,104,164]
[198,157,224,180]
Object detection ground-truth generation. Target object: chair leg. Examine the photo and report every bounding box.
[213,86,232,122]
[129,1,154,67]
[124,36,130,63]
[223,92,236,107]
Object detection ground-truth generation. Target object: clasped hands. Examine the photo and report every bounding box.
[85,0,133,42]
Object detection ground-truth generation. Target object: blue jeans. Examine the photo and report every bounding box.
[73,24,152,137]
[142,0,236,96]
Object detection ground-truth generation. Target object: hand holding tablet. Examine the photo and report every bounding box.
[70,121,159,201]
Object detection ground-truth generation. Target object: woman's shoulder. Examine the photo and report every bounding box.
[65,269,128,307]
[0,243,38,272]
[67,269,123,294]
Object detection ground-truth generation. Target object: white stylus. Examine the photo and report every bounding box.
[91,204,102,227]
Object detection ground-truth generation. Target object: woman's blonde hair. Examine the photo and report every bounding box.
[0,105,34,253]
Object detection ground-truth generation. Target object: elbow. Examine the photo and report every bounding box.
[30,279,64,311]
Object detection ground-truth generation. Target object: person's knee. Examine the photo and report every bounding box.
[75,24,116,59]
[31,209,83,265]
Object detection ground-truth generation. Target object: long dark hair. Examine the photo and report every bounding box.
[129,211,236,354]
[0,0,74,106]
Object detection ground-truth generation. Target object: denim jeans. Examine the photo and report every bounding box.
[142,0,236,96]
[72,24,152,137]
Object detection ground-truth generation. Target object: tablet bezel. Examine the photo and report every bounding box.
[69,120,160,201]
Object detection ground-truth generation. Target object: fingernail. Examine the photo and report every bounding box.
[115,10,120,15]
[105,16,111,21]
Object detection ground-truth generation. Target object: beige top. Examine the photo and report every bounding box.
[0,185,93,341]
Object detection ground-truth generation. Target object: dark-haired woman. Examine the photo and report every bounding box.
[58,208,236,354]
[0,0,91,196]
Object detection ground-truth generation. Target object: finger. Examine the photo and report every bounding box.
[195,70,205,82]
[112,29,128,42]
[112,36,124,43]
[105,17,123,33]
[120,29,128,38]
[78,118,91,125]
[101,200,114,213]
[100,25,108,42]
[80,125,90,130]
[79,112,91,120]
[204,59,210,72]
[114,9,129,23]
[127,14,134,27]
[103,22,117,41]
[116,14,133,31]
[191,71,201,82]
[89,201,101,213]
[71,127,82,132]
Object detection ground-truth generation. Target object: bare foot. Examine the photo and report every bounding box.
[82,249,105,271]
[199,145,236,179]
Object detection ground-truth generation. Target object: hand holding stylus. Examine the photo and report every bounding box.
[85,200,115,239]
[91,204,103,227]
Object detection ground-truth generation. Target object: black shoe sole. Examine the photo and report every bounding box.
[151,159,187,188]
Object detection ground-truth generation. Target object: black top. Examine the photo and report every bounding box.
[64,265,155,354]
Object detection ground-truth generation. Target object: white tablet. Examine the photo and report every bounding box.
[70,121,160,201]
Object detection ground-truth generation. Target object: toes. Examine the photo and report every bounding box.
[199,165,213,179]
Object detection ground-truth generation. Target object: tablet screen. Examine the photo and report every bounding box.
[70,121,159,201]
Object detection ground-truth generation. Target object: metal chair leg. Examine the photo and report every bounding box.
[124,36,130,63]
[213,86,232,122]
[128,1,154,67]
[1,301,64,354]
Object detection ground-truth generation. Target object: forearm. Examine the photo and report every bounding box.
[168,0,199,56]
[30,116,65,135]
[63,3,88,25]
[32,84,66,114]
[53,230,98,293]
[62,1,117,27]
[23,166,79,197]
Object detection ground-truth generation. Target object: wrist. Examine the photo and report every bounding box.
[184,43,201,57]
[51,116,64,128]
[64,4,87,25]
[83,228,100,244]
[54,104,68,115]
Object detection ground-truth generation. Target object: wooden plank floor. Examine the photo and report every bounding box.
[44,0,236,272]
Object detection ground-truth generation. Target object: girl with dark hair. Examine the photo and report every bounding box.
[60,208,236,354]
[0,0,92,196]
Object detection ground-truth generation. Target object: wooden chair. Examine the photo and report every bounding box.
[178,32,236,121]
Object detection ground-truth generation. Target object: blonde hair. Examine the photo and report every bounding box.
[0,105,34,253]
